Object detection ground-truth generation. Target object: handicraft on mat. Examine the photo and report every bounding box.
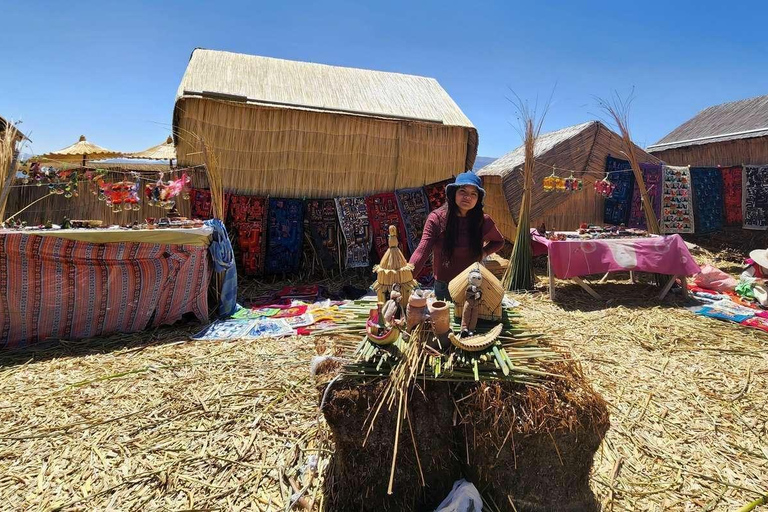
[228,195,269,275]
[720,166,743,226]
[661,165,695,234]
[690,167,724,234]
[743,165,768,230]
[627,163,663,230]
[424,178,454,211]
[306,199,341,270]
[603,156,634,225]
[365,192,409,260]
[265,198,304,274]
[334,196,371,268]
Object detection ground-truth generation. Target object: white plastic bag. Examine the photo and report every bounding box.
[434,479,483,512]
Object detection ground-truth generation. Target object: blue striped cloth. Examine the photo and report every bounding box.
[205,219,238,318]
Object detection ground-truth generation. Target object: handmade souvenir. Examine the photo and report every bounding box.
[627,163,663,230]
[283,313,315,329]
[690,167,724,234]
[449,323,503,352]
[372,225,418,308]
[743,165,768,230]
[661,165,695,233]
[335,196,371,268]
[461,268,483,337]
[265,198,304,274]
[720,166,743,226]
[423,178,454,211]
[427,300,451,340]
[191,319,255,341]
[395,187,430,254]
[406,289,430,331]
[365,304,400,345]
[366,192,409,260]
[306,199,341,270]
[382,286,403,325]
[449,263,503,322]
[603,156,634,225]
[241,318,294,339]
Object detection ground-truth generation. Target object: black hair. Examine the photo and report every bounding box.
[441,186,484,266]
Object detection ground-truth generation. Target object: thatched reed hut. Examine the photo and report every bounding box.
[647,94,768,166]
[172,49,477,197]
[0,115,26,144]
[476,121,655,238]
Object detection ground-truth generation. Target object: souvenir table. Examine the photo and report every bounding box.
[531,229,701,300]
[0,227,213,348]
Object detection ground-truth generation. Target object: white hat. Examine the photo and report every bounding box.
[749,248,768,271]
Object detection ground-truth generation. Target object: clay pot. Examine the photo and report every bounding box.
[428,300,451,336]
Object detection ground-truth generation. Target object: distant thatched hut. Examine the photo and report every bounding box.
[0,115,26,145]
[476,121,655,238]
[647,94,768,166]
[172,49,478,197]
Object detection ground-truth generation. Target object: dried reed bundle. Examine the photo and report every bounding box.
[0,123,20,221]
[597,92,660,234]
[199,138,224,220]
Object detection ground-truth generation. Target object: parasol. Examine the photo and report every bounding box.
[124,136,176,166]
[37,135,121,166]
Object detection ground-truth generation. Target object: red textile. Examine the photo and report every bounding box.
[741,316,768,332]
[424,178,454,211]
[365,192,410,260]
[228,195,269,276]
[720,166,743,226]
[0,233,210,348]
[409,208,504,282]
[190,188,231,221]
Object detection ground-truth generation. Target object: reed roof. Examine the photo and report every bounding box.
[0,115,27,142]
[124,136,176,161]
[36,135,121,163]
[648,94,768,152]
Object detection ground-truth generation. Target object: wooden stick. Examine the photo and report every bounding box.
[658,274,677,300]
[572,276,602,300]
[548,256,556,301]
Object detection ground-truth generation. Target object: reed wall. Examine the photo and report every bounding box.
[649,136,768,167]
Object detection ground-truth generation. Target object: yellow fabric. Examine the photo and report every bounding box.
[20,227,213,247]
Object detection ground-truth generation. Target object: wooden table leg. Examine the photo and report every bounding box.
[629,271,635,283]
[658,274,677,300]
[548,256,556,301]
[681,276,688,299]
[572,276,603,300]
[598,271,611,284]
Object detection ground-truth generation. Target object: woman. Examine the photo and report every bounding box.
[409,172,504,300]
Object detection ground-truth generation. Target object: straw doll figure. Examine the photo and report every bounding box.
[461,268,483,338]
[382,284,403,326]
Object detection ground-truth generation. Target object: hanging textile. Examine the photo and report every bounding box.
[627,163,663,230]
[228,195,269,275]
[661,165,695,234]
[395,187,430,253]
[424,178,455,211]
[334,196,371,268]
[205,219,238,317]
[690,167,724,234]
[365,192,409,260]
[265,198,304,274]
[743,165,768,230]
[720,166,743,226]
[306,198,341,270]
[603,156,634,225]
[190,188,231,221]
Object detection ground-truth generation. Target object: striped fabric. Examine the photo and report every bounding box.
[0,233,211,348]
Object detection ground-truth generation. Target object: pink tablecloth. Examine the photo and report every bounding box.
[531,230,701,279]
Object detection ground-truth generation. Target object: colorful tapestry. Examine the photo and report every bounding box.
[720,166,743,226]
[661,165,695,234]
[228,195,269,276]
[192,319,255,341]
[424,178,455,211]
[335,196,371,268]
[306,199,341,270]
[627,163,663,230]
[190,188,231,221]
[690,167,724,234]
[265,198,304,274]
[0,233,211,348]
[743,165,768,230]
[604,156,634,225]
[365,192,410,260]
[395,187,430,253]
[242,318,294,339]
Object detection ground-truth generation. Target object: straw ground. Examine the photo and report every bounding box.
[0,245,766,510]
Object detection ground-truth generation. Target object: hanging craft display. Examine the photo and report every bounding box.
[144,172,190,210]
[720,166,743,226]
[603,156,634,226]
[627,163,663,230]
[101,180,141,212]
[661,165,695,234]
[593,176,616,197]
[423,178,454,211]
[265,198,304,274]
[365,192,409,261]
[543,169,583,192]
[335,196,371,268]
[228,195,269,275]
[306,198,341,271]
[690,167,724,234]
[743,165,768,230]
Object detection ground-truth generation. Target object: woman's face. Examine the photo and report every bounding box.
[455,185,479,214]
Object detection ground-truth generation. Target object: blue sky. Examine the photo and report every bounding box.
[2,0,766,159]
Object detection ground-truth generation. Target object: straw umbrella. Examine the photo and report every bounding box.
[124,136,176,168]
[38,135,121,166]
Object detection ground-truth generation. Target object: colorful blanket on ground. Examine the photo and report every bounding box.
[395,187,430,253]
[661,165,695,234]
[743,165,768,230]
[604,156,634,225]
[228,195,269,275]
[628,163,663,230]
[335,196,371,268]
[690,167,724,234]
[530,230,701,279]
[190,188,231,221]
[720,166,743,226]
[306,199,341,270]
[0,233,210,348]
[366,192,409,260]
[265,198,304,274]
[424,178,454,211]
